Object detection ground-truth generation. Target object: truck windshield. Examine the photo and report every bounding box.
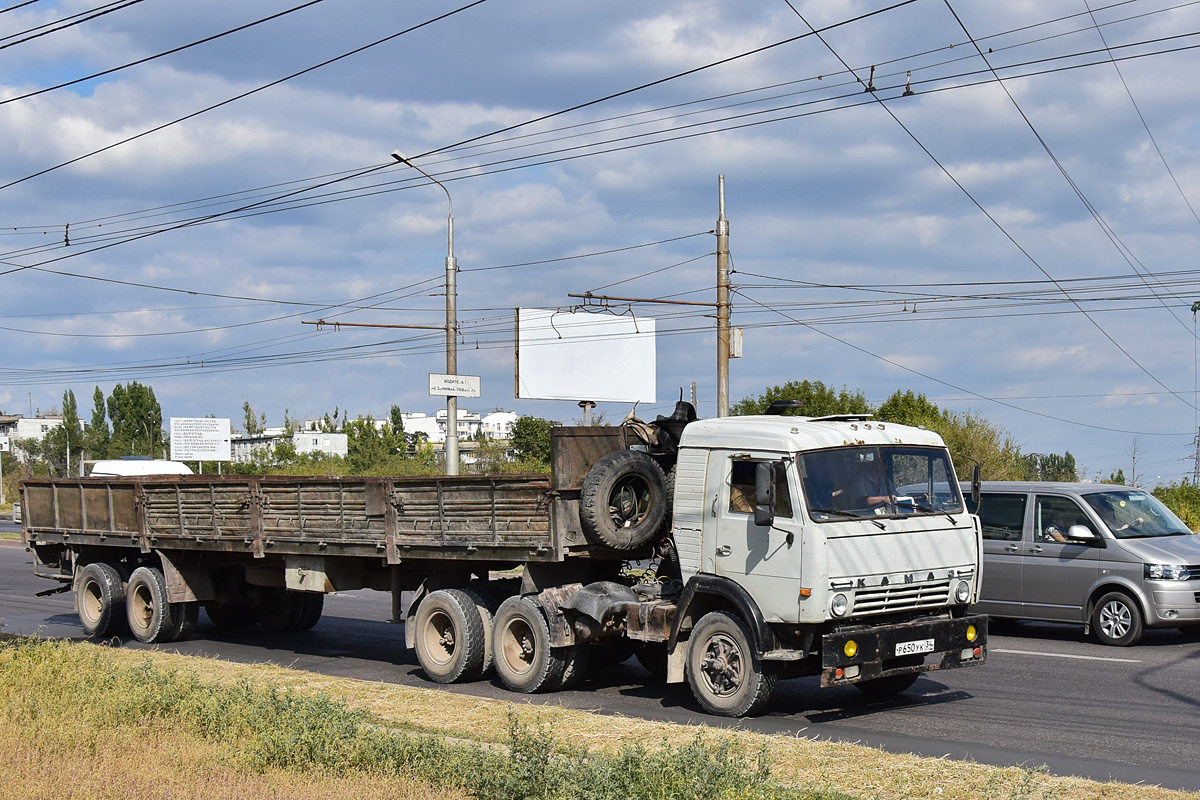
[1082,490,1193,539]
[798,445,963,522]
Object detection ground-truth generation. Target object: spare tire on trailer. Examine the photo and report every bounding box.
[580,449,668,550]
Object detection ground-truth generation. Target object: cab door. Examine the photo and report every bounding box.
[703,451,802,623]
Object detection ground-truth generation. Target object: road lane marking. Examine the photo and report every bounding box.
[991,647,1141,663]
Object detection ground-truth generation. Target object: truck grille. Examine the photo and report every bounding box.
[854,578,951,616]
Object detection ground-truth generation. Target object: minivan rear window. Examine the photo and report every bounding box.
[968,493,1025,541]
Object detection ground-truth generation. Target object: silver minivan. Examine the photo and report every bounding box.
[965,481,1200,646]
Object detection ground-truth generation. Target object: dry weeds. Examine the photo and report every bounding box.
[92,645,1196,800]
[0,710,465,800]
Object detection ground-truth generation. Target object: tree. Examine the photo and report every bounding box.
[1106,468,1127,485]
[511,416,554,466]
[1018,452,1077,482]
[106,382,164,457]
[242,401,265,435]
[43,389,84,476]
[876,390,946,427]
[731,380,869,417]
[84,386,110,461]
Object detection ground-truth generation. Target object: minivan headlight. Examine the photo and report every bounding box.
[1145,563,1190,580]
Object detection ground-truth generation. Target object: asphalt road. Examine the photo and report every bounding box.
[2,537,1198,792]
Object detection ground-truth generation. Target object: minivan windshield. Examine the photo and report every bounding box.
[1082,490,1193,539]
[798,445,963,522]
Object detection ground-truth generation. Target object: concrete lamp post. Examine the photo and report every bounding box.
[391,150,459,475]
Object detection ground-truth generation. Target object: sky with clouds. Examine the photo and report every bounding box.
[3,0,1200,484]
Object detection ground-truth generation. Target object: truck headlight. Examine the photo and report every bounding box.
[831,593,850,617]
[1145,563,1190,580]
[954,580,972,604]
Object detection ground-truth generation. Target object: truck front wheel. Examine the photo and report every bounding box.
[686,611,776,717]
[415,589,488,684]
[492,596,566,693]
[77,562,128,638]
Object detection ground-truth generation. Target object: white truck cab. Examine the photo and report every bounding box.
[657,414,985,713]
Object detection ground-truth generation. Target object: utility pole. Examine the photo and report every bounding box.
[716,175,731,417]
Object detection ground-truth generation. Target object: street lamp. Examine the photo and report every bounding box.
[391,149,460,475]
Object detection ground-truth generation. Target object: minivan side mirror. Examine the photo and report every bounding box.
[1065,524,1099,543]
[754,462,775,528]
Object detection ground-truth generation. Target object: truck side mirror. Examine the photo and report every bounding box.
[971,464,981,508]
[754,462,775,528]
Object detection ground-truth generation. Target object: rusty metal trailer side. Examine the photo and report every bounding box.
[21,473,571,563]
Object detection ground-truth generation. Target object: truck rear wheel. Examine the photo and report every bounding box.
[580,449,668,550]
[77,562,128,638]
[555,643,592,690]
[492,596,566,693]
[125,566,177,644]
[686,611,776,717]
[415,589,488,684]
[164,601,199,643]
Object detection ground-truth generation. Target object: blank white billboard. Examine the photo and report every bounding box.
[515,308,656,403]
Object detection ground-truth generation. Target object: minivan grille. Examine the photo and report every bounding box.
[854,578,951,616]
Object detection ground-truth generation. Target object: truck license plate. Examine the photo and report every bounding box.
[895,638,935,657]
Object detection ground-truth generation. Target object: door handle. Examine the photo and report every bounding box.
[1029,545,1043,554]
[1004,544,1020,552]
[716,545,732,556]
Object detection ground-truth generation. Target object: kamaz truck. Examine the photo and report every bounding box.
[20,404,986,717]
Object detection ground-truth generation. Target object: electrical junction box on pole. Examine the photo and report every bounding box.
[0,436,8,453]
[429,374,481,398]
[729,327,743,358]
[169,418,232,462]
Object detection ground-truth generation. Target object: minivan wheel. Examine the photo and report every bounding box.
[1092,591,1143,646]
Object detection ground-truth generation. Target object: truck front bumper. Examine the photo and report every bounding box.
[820,614,987,687]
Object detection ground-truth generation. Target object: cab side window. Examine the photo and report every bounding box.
[968,492,1025,541]
[1035,496,1094,543]
[728,459,793,518]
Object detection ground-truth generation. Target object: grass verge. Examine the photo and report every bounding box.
[0,635,1191,800]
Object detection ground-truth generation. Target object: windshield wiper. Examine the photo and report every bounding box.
[809,507,886,529]
[809,507,863,519]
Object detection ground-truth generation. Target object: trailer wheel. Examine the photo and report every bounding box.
[580,449,668,550]
[125,566,176,644]
[255,588,304,633]
[204,601,255,628]
[492,596,567,693]
[296,593,325,631]
[686,611,776,717]
[77,562,128,638]
[414,589,488,684]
